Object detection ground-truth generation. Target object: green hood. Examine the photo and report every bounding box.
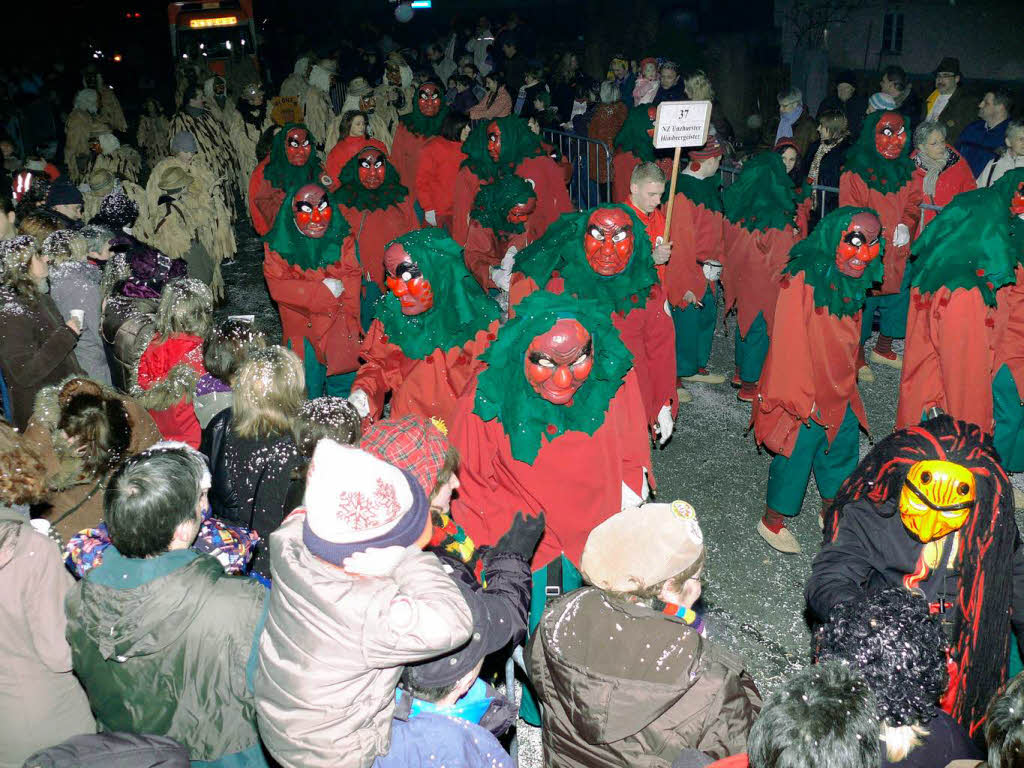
[333,146,409,211]
[263,122,320,192]
[842,111,915,195]
[613,106,656,162]
[514,204,657,316]
[398,91,449,138]
[461,116,544,181]
[910,180,1022,306]
[263,182,352,271]
[723,152,798,232]
[374,228,501,360]
[469,174,537,237]
[784,206,886,318]
[676,171,724,213]
[474,290,633,464]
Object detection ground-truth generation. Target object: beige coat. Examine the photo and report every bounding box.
[0,508,95,768]
[255,512,474,768]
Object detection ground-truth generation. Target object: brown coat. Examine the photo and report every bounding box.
[527,587,761,768]
[0,288,82,430]
[21,378,162,540]
[0,509,95,768]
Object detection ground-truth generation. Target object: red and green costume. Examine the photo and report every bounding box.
[248,122,320,236]
[839,111,922,345]
[262,183,362,397]
[352,228,501,426]
[391,90,448,192]
[332,142,419,293]
[450,116,571,246]
[994,173,1024,470]
[510,204,677,428]
[753,207,884,517]
[666,171,726,379]
[723,153,809,386]
[611,106,671,203]
[897,172,1024,473]
[463,174,537,293]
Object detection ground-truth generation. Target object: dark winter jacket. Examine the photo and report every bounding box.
[528,587,762,768]
[65,547,269,766]
[0,287,82,429]
[881,710,982,768]
[923,86,978,146]
[208,424,302,577]
[956,118,1009,177]
[49,260,110,385]
[807,498,1024,653]
[440,548,532,650]
[818,92,868,140]
[21,732,190,768]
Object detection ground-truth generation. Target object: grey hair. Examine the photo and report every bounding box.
[778,86,802,106]
[630,161,666,187]
[1006,120,1024,143]
[599,81,621,104]
[914,120,946,149]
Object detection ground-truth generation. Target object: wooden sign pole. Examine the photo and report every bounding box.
[662,145,682,235]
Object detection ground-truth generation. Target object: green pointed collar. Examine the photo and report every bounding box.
[842,111,915,195]
[263,182,351,271]
[613,106,656,162]
[263,122,320,192]
[461,116,544,181]
[469,174,537,237]
[334,146,409,211]
[723,153,798,232]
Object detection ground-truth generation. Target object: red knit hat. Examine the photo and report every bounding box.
[360,416,450,497]
[689,135,724,161]
[772,137,800,156]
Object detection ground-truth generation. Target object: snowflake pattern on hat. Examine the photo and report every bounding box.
[333,477,401,530]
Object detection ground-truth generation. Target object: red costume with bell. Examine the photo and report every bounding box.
[351,230,501,426]
[262,183,363,396]
[332,141,419,290]
[451,117,571,246]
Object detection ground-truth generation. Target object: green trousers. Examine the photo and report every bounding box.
[735,311,769,384]
[519,555,583,726]
[860,288,910,343]
[994,364,1024,473]
[299,338,355,399]
[766,406,860,516]
[360,277,381,334]
[671,286,717,378]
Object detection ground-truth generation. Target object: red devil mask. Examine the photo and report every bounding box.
[835,211,882,278]
[357,147,386,189]
[487,121,502,162]
[874,112,907,160]
[647,106,657,138]
[383,242,434,315]
[284,127,312,166]
[1011,181,1024,217]
[418,84,442,117]
[292,184,332,238]
[584,208,635,275]
[524,318,594,405]
[508,194,537,224]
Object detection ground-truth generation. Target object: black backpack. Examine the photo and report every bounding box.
[22,732,190,768]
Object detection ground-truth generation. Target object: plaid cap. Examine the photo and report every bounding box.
[360,416,450,498]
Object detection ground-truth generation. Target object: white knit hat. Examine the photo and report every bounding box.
[301,439,428,564]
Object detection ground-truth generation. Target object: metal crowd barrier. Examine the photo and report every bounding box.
[542,128,612,211]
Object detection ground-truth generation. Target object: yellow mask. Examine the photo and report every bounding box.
[898,460,976,543]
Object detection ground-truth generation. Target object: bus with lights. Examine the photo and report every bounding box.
[168,0,259,76]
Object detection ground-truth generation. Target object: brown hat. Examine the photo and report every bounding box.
[157,166,193,192]
[347,77,373,98]
[580,500,705,592]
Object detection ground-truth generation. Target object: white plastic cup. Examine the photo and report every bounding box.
[69,309,85,327]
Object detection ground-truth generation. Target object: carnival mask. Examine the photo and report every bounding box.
[874,112,907,160]
[524,318,593,405]
[383,243,434,315]
[357,148,386,189]
[835,211,882,278]
[508,194,537,224]
[487,121,502,162]
[418,84,442,117]
[292,184,332,238]
[1011,181,1024,218]
[284,127,312,166]
[584,208,635,276]
[359,94,376,112]
[899,460,976,543]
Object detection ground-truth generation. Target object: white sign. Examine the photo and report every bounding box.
[653,100,712,149]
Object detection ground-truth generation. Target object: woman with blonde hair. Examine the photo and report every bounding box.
[208,345,305,578]
[0,236,82,429]
[132,277,213,448]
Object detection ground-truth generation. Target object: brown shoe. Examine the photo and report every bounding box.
[757,513,801,554]
[857,365,875,383]
[679,368,727,385]
[869,348,903,369]
[677,386,693,404]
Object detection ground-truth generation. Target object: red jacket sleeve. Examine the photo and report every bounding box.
[463,221,500,292]
[613,370,656,496]
[838,171,866,208]
[936,289,995,433]
[352,319,406,420]
[415,146,442,214]
[451,167,479,246]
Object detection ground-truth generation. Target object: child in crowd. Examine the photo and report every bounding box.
[529,501,761,766]
[255,440,474,768]
[633,58,660,105]
[132,277,213,448]
[195,317,266,430]
[284,395,363,511]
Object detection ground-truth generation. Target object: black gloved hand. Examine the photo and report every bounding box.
[493,510,546,560]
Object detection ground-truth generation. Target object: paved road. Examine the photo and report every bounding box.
[222,221,1022,763]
